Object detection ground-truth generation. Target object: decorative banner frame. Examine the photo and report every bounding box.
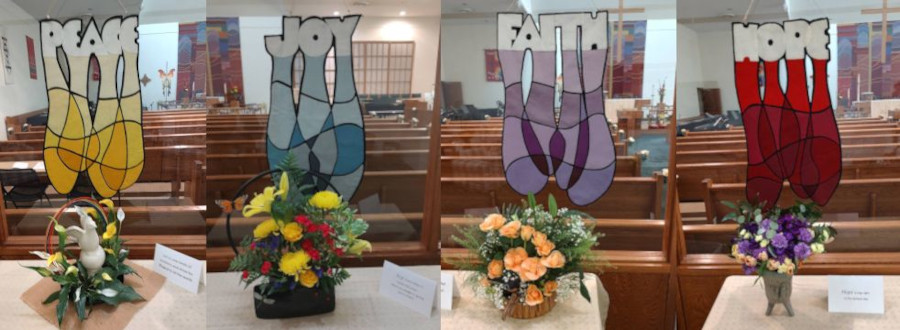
[40,16,145,198]
[497,12,616,206]
[732,18,842,206]
[265,16,366,199]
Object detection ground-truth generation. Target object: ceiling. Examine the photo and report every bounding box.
[442,0,675,20]
[208,0,440,18]
[679,0,900,26]
[12,0,205,23]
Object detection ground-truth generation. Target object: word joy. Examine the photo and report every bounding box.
[733,19,829,62]
[265,15,359,57]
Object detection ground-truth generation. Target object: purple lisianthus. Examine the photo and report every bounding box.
[794,243,811,260]
[798,228,813,242]
[760,219,772,231]
[772,233,788,249]
[742,263,756,275]
[737,240,753,254]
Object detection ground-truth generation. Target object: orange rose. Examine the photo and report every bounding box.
[532,231,548,246]
[540,250,566,268]
[520,225,535,240]
[499,220,521,238]
[536,240,556,257]
[487,259,504,279]
[503,247,528,273]
[543,281,558,296]
[518,257,547,282]
[479,213,506,232]
[525,284,544,306]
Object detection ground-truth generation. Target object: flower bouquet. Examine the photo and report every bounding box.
[451,194,601,320]
[724,201,836,316]
[226,158,372,319]
[24,198,143,325]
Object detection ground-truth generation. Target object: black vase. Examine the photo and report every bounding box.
[253,284,336,319]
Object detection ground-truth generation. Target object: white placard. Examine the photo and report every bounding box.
[440,272,456,310]
[153,243,203,294]
[32,162,44,171]
[828,275,885,314]
[378,260,437,317]
[12,162,28,169]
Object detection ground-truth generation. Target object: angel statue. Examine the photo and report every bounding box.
[65,206,106,276]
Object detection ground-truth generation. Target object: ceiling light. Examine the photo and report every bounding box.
[333,11,340,16]
[399,10,406,16]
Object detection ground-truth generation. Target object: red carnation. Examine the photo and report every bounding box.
[335,248,344,257]
[295,215,312,228]
[309,249,321,261]
[301,239,314,252]
[261,261,272,275]
[250,242,256,250]
[241,270,249,279]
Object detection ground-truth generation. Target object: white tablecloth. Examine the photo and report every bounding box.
[441,271,607,330]
[0,259,206,329]
[705,275,900,329]
[207,265,441,329]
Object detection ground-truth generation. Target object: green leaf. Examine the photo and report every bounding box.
[56,285,70,326]
[24,266,52,277]
[548,194,557,216]
[42,290,61,305]
[721,200,737,209]
[76,288,87,320]
[527,193,537,208]
[578,272,591,303]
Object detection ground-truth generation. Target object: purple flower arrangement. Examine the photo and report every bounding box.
[724,201,836,276]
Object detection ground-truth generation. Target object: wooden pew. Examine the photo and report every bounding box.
[677,127,900,143]
[442,175,664,219]
[442,133,622,144]
[441,155,642,177]
[442,142,627,157]
[442,217,665,251]
[206,170,427,218]
[701,178,900,223]
[676,143,900,164]
[677,157,900,202]
[207,150,428,175]
[684,220,900,254]
[677,134,900,152]
[208,212,425,244]
[11,124,208,138]
[207,137,430,154]
[0,134,206,151]
[683,122,897,136]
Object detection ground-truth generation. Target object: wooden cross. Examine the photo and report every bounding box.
[603,0,645,95]
[862,0,900,63]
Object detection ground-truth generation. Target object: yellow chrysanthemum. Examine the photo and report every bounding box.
[243,186,277,217]
[299,270,319,288]
[309,191,341,210]
[99,199,115,209]
[279,250,311,276]
[253,219,280,239]
[102,223,117,240]
[282,222,303,243]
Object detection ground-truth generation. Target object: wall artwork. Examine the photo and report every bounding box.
[1,27,13,85]
[732,19,842,207]
[265,16,365,200]
[485,49,502,82]
[207,18,244,101]
[40,16,145,198]
[497,12,616,206]
[26,36,36,79]
[177,21,207,102]
[609,20,646,98]
[837,21,900,102]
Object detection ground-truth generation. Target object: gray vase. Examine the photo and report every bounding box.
[762,272,794,316]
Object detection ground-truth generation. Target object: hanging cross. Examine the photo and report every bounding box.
[862,0,900,63]
[602,0,645,95]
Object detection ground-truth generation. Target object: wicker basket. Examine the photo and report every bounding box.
[507,296,556,319]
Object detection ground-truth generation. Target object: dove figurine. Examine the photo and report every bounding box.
[65,206,106,276]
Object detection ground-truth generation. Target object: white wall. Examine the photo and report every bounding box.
[440,17,504,109]
[0,0,47,139]
[643,19,676,106]
[138,23,179,109]
[239,16,441,109]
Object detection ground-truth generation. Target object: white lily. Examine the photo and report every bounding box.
[117,208,125,223]
[99,288,118,297]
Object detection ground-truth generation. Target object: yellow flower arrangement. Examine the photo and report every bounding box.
[102,223,117,240]
[309,191,341,210]
[253,219,281,239]
[281,222,303,242]
[279,250,312,279]
[299,270,319,288]
[47,252,62,267]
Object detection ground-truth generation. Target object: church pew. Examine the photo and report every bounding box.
[677,127,900,143]
[205,128,428,140]
[0,134,206,151]
[206,137,430,154]
[701,178,900,223]
[441,217,665,251]
[442,175,664,219]
[442,133,622,144]
[207,149,429,175]
[676,143,900,164]
[12,125,208,138]
[5,205,206,236]
[677,134,900,152]
[441,155,642,177]
[683,220,900,254]
[683,122,897,136]
[442,142,627,157]
[677,157,900,202]
[207,213,425,244]
[204,122,412,130]
[206,170,427,218]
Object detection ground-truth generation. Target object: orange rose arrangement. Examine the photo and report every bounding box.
[451,194,601,319]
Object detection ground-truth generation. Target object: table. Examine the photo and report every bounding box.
[704,275,900,329]
[0,259,206,329]
[207,265,441,329]
[0,160,44,173]
[441,271,608,329]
